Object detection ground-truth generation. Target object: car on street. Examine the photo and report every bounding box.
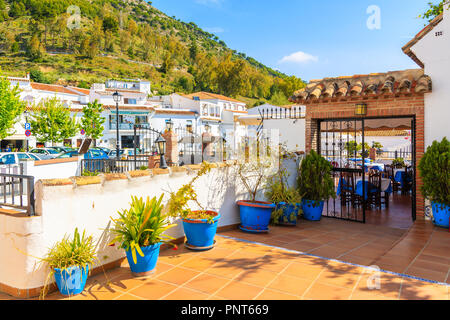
[47,146,76,153]
[56,151,79,158]
[29,148,61,159]
[0,152,46,165]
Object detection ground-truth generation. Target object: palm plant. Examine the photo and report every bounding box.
[109,195,176,264]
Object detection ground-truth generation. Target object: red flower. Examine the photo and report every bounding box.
[172,245,178,250]
[108,243,115,247]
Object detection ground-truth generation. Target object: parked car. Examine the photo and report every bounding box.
[108,149,125,159]
[47,146,75,153]
[91,147,112,154]
[56,151,79,158]
[29,148,61,159]
[0,152,46,164]
[83,149,111,172]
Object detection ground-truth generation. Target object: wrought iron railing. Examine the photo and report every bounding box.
[0,172,35,216]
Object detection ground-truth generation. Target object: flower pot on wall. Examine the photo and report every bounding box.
[431,202,450,228]
[237,200,275,233]
[182,211,220,251]
[125,243,161,276]
[54,265,89,296]
[301,199,325,221]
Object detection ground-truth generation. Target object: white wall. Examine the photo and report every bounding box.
[22,159,79,181]
[0,165,251,291]
[410,7,450,147]
[263,119,306,152]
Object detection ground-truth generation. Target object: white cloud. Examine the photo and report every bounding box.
[278,51,319,64]
[195,0,222,5]
[204,27,225,33]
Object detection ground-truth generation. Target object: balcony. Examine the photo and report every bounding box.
[109,123,135,131]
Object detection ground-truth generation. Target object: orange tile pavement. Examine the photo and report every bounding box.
[3,218,449,301]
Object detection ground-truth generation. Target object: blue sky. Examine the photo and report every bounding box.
[150,0,432,81]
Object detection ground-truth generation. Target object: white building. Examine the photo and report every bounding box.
[403,4,450,147]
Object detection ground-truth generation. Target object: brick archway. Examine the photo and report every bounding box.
[291,70,431,219]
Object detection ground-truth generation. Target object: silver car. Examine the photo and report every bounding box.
[29,148,61,159]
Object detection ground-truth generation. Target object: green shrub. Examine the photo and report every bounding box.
[109,195,176,264]
[297,150,335,202]
[419,137,450,206]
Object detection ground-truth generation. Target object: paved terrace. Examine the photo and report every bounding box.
[2,218,448,301]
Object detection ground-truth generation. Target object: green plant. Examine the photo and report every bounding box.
[41,228,97,299]
[82,170,100,176]
[109,195,176,264]
[139,165,148,170]
[165,162,215,222]
[297,150,335,203]
[418,137,450,206]
[264,148,301,223]
[392,158,405,168]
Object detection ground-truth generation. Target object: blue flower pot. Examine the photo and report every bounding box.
[431,202,450,228]
[276,202,301,225]
[237,200,276,233]
[54,265,89,296]
[182,211,220,250]
[125,243,161,275]
[301,199,325,221]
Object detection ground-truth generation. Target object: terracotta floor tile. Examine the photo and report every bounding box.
[338,254,376,266]
[184,273,230,294]
[164,287,209,300]
[255,288,300,300]
[303,283,353,300]
[316,269,362,289]
[158,250,199,266]
[178,257,217,272]
[309,245,351,259]
[205,264,245,279]
[282,262,324,280]
[114,293,145,300]
[156,267,201,285]
[403,266,448,283]
[215,281,264,300]
[400,279,449,300]
[127,280,179,300]
[106,273,153,293]
[268,274,315,296]
[76,282,126,300]
[235,268,279,287]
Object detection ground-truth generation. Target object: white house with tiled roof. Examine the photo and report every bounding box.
[402,4,450,147]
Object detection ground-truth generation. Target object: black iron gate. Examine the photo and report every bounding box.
[175,127,203,165]
[318,119,367,223]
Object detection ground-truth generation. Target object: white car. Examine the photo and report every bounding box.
[0,152,44,165]
[29,148,61,159]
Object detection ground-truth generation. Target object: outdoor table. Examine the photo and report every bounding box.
[393,168,412,188]
[363,163,385,172]
[337,177,392,200]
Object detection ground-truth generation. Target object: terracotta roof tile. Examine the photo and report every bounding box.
[183,92,246,104]
[31,83,82,95]
[290,69,431,103]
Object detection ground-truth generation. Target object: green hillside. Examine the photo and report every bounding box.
[0,0,306,106]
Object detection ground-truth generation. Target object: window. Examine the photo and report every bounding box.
[17,153,30,160]
[135,116,148,124]
[46,149,59,154]
[0,154,15,164]
[124,98,137,104]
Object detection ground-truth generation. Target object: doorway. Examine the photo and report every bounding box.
[318,116,415,229]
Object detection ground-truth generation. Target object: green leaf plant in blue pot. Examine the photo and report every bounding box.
[419,137,450,228]
[109,195,177,276]
[297,150,336,221]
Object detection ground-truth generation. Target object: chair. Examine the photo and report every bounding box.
[403,166,414,194]
[367,170,382,209]
[340,171,355,207]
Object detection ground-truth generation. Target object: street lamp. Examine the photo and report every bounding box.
[166,119,173,131]
[155,135,168,169]
[24,110,29,152]
[205,123,211,133]
[112,91,122,159]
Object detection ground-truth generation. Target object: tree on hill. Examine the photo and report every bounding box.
[29,97,78,145]
[80,100,105,142]
[0,75,27,141]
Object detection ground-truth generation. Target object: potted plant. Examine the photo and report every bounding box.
[166,162,220,251]
[109,195,176,276]
[236,150,276,233]
[265,152,302,226]
[297,150,335,221]
[419,137,450,228]
[41,228,96,298]
[392,157,405,168]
